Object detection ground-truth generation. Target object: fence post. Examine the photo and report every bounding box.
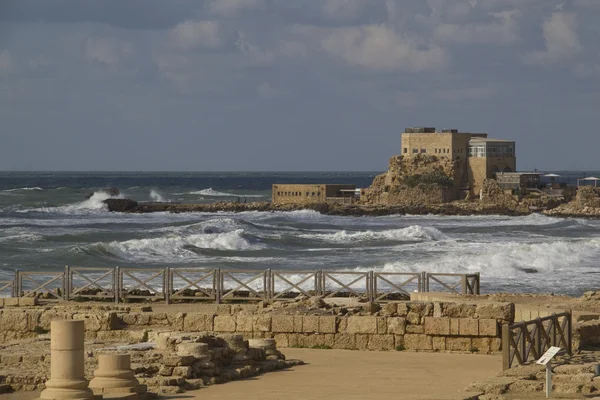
[165,267,170,305]
[371,271,376,302]
[266,269,271,301]
[116,266,122,303]
[502,324,510,370]
[64,265,70,301]
[567,311,573,355]
[461,275,468,295]
[114,266,119,305]
[216,269,221,305]
[475,273,481,294]
[14,270,19,298]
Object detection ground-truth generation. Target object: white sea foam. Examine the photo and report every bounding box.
[101,229,262,262]
[20,191,120,214]
[300,225,448,243]
[189,188,264,197]
[149,190,168,202]
[4,187,44,192]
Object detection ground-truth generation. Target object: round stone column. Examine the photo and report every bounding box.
[38,320,94,400]
[89,354,146,396]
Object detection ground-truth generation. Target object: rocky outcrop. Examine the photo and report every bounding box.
[361,155,454,206]
[103,198,138,212]
[544,186,600,217]
[480,179,528,213]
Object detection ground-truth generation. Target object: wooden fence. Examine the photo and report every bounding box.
[502,312,572,370]
[5,267,480,304]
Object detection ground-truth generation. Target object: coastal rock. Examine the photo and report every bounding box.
[86,188,120,199]
[104,198,138,212]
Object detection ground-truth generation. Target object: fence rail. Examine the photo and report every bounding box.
[502,312,572,370]
[3,268,480,304]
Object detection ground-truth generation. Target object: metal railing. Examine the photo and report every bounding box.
[502,312,572,370]
[3,267,481,304]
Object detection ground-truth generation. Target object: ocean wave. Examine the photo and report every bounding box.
[372,238,600,279]
[149,190,170,203]
[189,188,264,198]
[19,191,120,214]
[4,187,44,192]
[85,229,263,262]
[299,225,448,243]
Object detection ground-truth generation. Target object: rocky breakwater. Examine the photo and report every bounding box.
[544,186,600,218]
[104,198,531,217]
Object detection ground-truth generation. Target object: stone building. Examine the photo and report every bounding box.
[272,184,356,205]
[401,127,516,196]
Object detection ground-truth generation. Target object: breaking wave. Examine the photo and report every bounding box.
[83,229,263,262]
[189,188,264,197]
[300,225,448,243]
[20,191,120,214]
[149,190,168,202]
[4,187,44,192]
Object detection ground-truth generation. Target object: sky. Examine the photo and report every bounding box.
[0,0,599,172]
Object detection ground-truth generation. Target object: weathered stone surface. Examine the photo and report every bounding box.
[404,334,432,351]
[183,313,214,332]
[236,315,254,332]
[387,317,407,335]
[450,318,460,335]
[476,303,515,323]
[272,315,294,333]
[252,315,271,332]
[381,303,397,316]
[432,337,446,351]
[214,315,236,332]
[302,316,319,333]
[368,335,395,351]
[445,337,471,352]
[319,316,336,334]
[405,325,424,334]
[347,317,377,334]
[458,319,479,336]
[442,303,477,318]
[478,319,498,337]
[333,334,356,350]
[273,334,289,348]
[424,317,450,335]
[376,317,388,334]
[396,303,409,317]
[355,334,369,350]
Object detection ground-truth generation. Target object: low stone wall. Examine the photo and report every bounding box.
[0,301,514,354]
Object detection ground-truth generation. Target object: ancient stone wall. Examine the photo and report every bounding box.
[272,184,356,205]
[0,301,514,354]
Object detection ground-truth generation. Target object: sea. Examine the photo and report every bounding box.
[0,171,599,297]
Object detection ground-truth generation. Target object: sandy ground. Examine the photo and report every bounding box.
[166,348,501,400]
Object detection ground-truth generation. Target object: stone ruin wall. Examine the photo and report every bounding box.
[361,155,455,206]
[0,301,514,354]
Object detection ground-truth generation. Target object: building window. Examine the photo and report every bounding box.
[403,148,408,154]
[412,148,419,154]
[421,149,426,153]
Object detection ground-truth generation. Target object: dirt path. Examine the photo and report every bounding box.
[167,348,501,400]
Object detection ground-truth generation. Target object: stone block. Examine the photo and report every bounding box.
[394,335,405,349]
[216,305,232,314]
[423,317,450,335]
[450,318,460,335]
[478,319,499,337]
[381,303,397,316]
[337,317,348,333]
[253,315,271,332]
[273,334,289,348]
[432,337,446,351]
[287,334,302,348]
[404,334,432,351]
[167,313,185,331]
[396,303,409,316]
[148,313,170,326]
[446,337,472,352]
[355,334,369,350]
[305,334,334,348]
[163,356,195,367]
[18,298,38,307]
[293,315,303,333]
[347,317,377,334]
[236,315,254,332]
[406,325,424,334]
[183,313,214,332]
[214,315,236,332]
[443,303,477,318]
[272,315,294,333]
[476,303,515,323]
[376,317,388,334]
[172,366,192,378]
[367,335,395,351]
[0,311,29,332]
[333,334,356,350]
[120,314,137,326]
[458,319,479,336]
[319,316,337,334]
[3,298,19,307]
[0,354,22,365]
[433,302,443,318]
[302,316,319,333]
[387,317,406,335]
[470,337,493,354]
[406,312,422,325]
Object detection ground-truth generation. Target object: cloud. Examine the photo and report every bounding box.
[169,20,226,49]
[85,37,132,67]
[434,10,521,45]
[208,0,264,16]
[321,24,447,71]
[525,12,582,65]
[0,51,15,75]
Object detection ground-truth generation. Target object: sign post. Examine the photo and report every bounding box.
[536,346,562,398]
